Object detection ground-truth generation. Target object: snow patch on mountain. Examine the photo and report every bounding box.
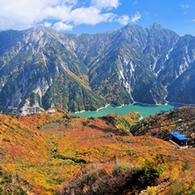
[165,47,174,60]
[150,90,159,105]
[118,57,136,102]
[178,59,189,76]
[152,58,157,71]
[33,78,50,98]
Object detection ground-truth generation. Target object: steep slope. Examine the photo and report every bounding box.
[1,24,195,114]
[0,26,106,114]
[158,35,195,84]
[144,23,180,74]
[85,25,166,105]
[166,63,195,104]
[159,35,195,103]
[62,25,195,106]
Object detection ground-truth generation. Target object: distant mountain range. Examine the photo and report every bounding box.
[0,23,195,115]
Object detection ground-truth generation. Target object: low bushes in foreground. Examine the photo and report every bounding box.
[59,162,160,195]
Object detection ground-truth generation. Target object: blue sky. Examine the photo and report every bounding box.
[0,0,195,36]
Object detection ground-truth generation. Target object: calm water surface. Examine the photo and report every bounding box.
[71,103,184,118]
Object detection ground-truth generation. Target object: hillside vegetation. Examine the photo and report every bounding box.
[130,106,195,145]
[0,107,195,194]
[1,24,195,114]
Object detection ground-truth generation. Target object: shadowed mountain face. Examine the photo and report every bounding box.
[0,24,195,115]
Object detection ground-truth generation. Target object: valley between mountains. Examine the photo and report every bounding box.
[0,23,195,115]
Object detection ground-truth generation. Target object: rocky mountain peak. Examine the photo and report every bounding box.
[28,25,49,33]
[149,22,161,29]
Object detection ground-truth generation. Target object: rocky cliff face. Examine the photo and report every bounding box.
[0,24,195,115]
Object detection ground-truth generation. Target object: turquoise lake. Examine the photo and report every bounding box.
[71,103,185,119]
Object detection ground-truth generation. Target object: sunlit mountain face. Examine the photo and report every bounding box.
[0,23,195,115]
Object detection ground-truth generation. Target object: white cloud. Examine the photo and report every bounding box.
[193,19,195,22]
[53,22,73,31]
[43,22,52,27]
[91,0,120,10]
[0,0,76,30]
[130,11,141,23]
[118,15,130,25]
[70,7,116,25]
[0,0,122,31]
[42,5,72,21]
[180,4,193,9]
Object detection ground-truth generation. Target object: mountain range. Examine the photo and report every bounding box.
[0,23,195,115]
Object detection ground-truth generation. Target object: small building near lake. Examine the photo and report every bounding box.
[170,132,188,149]
[46,109,56,115]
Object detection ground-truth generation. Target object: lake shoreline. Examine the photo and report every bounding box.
[70,102,189,119]
[71,101,192,115]
[71,102,165,114]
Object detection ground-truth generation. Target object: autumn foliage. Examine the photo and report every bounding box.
[0,107,195,194]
